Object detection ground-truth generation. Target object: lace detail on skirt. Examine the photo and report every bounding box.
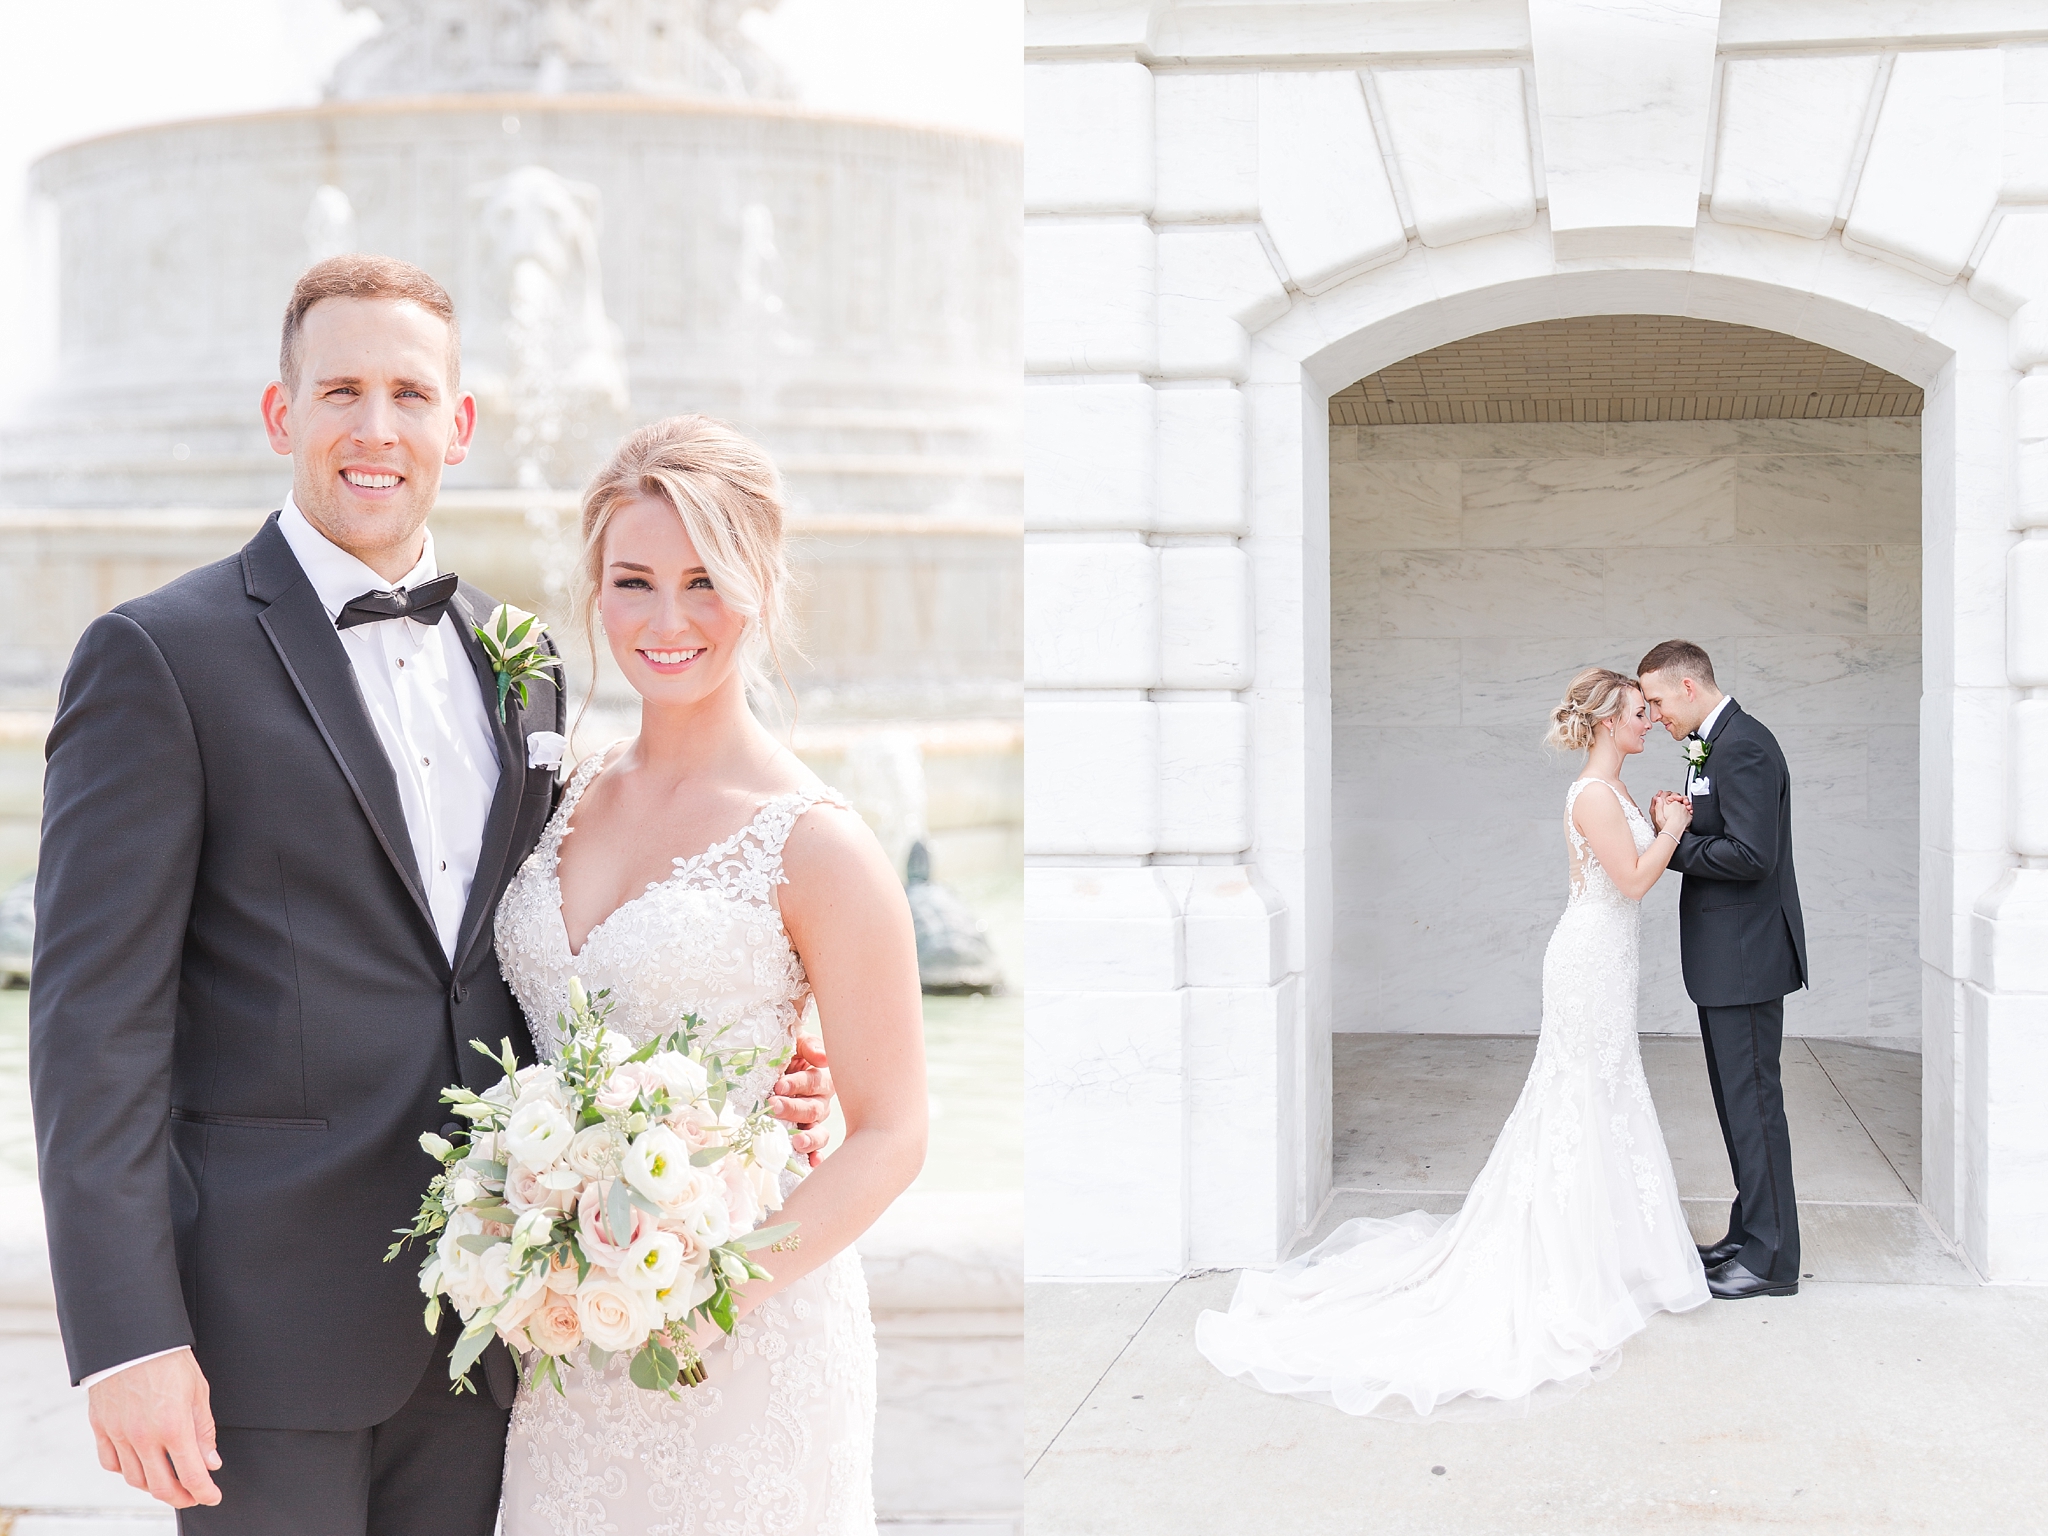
[1193,779,1707,1419]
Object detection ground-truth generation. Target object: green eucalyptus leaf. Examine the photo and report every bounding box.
[629,1343,664,1392]
[608,1179,635,1247]
[448,1323,494,1383]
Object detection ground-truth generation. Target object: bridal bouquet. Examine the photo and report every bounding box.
[389,978,801,1395]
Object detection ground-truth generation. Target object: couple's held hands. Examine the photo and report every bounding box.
[88,1347,220,1510]
[1652,791,1693,838]
[771,1034,834,1165]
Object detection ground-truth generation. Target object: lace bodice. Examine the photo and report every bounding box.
[1563,778,1654,909]
[494,748,879,1535]
[494,749,847,1111]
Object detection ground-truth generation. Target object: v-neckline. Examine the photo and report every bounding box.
[548,753,801,961]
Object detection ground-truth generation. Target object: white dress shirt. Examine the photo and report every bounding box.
[84,499,502,1391]
[1687,695,1733,794]
[277,495,502,957]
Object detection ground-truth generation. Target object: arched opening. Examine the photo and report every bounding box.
[1310,315,1959,1276]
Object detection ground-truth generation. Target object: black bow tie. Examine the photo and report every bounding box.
[335,573,460,630]
[1686,730,1702,741]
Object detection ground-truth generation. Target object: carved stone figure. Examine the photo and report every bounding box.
[326,0,793,101]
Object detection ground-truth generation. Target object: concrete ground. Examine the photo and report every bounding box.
[1028,1036,2048,1535]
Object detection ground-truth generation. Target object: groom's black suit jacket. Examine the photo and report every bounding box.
[1668,700,1809,1007]
[31,514,561,1430]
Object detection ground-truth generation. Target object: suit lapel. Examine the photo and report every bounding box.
[244,517,441,950]
[447,586,540,979]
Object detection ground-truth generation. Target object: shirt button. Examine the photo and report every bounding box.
[439,861,447,872]
[421,755,431,766]
[395,658,405,669]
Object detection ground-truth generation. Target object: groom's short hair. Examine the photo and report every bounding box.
[280,255,461,393]
[1638,639,1717,686]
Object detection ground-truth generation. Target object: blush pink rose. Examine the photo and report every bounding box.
[577,1179,651,1269]
[524,1292,583,1355]
[594,1062,659,1112]
[720,1158,761,1232]
[505,1161,577,1216]
[492,1270,550,1343]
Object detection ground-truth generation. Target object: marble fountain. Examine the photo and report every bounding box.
[0,3,1019,1529]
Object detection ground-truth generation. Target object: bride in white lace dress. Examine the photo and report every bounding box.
[493,417,926,1533]
[1196,667,1709,1418]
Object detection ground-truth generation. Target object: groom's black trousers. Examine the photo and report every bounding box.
[1698,998,1801,1284]
[177,1325,509,1536]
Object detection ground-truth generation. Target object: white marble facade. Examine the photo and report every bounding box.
[1332,417,1921,1042]
[1025,1,2048,1285]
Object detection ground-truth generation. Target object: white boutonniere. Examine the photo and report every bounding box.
[474,604,563,723]
[1680,737,1712,771]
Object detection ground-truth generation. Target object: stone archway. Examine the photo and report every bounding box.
[1322,313,1932,1268]
[1239,249,2012,1277]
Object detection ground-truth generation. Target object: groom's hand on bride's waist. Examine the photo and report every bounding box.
[88,1347,221,1510]
[771,1035,836,1166]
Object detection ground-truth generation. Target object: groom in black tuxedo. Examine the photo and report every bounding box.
[1640,639,1808,1301]
[30,256,833,1533]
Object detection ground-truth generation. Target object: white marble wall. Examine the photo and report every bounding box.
[1331,417,1921,1040]
[1027,0,2048,1279]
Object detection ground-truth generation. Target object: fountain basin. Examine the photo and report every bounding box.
[1,95,1019,515]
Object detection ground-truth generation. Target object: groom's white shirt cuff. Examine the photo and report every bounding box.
[82,1345,190,1389]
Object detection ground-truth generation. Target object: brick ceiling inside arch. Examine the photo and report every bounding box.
[1330,315,1925,427]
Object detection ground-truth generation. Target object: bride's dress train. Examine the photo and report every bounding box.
[1195,779,1708,1418]
[493,752,877,1534]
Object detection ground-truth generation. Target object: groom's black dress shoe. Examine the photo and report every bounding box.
[1706,1258,1798,1299]
[1697,1238,1743,1269]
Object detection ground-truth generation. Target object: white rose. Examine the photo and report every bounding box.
[445,1177,481,1211]
[477,1243,520,1307]
[512,1065,570,1111]
[621,1126,691,1207]
[576,1275,655,1354]
[480,1075,516,1109]
[751,1125,793,1175]
[435,1213,492,1313]
[682,1191,732,1248]
[566,1123,623,1180]
[645,1051,709,1106]
[597,1030,637,1067]
[504,1099,574,1172]
[619,1228,686,1293]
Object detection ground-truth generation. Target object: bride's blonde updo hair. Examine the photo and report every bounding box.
[574,414,797,711]
[1546,666,1639,751]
